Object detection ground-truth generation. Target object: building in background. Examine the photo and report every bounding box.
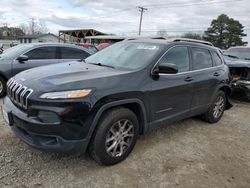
[58,29,107,43]
[18,33,59,44]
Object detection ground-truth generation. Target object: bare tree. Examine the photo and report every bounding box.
[157,29,168,38]
[19,18,48,35]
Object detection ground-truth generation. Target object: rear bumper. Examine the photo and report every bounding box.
[2,97,91,154]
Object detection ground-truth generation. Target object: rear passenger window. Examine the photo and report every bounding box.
[60,47,89,59]
[158,46,189,73]
[191,48,213,70]
[211,51,223,66]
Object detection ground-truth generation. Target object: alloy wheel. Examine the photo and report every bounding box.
[213,96,225,119]
[105,119,134,157]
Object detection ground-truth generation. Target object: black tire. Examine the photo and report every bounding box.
[0,76,6,98]
[202,91,226,123]
[89,107,139,166]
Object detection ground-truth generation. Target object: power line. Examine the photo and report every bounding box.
[116,27,250,35]
[137,6,147,36]
[143,0,243,9]
[83,0,244,20]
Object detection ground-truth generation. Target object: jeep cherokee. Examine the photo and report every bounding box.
[2,39,232,165]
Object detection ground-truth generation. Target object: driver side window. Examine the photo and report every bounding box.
[158,46,190,73]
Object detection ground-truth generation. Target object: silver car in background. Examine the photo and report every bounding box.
[0,43,91,96]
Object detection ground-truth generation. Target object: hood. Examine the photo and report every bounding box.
[225,57,250,68]
[13,61,132,93]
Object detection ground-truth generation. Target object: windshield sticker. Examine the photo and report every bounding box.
[137,45,159,50]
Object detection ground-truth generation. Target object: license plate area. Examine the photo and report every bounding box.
[2,107,13,126]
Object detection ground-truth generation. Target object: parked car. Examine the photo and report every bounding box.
[79,43,98,53]
[0,43,91,97]
[10,41,19,47]
[224,47,250,100]
[3,39,232,165]
[96,42,113,50]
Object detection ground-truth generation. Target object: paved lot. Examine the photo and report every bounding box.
[0,99,250,188]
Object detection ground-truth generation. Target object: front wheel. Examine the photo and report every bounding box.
[89,107,139,166]
[202,91,226,123]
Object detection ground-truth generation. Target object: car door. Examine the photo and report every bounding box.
[12,46,59,76]
[150,46,194,123]
[59,47,90,63]
[189,47,221,109]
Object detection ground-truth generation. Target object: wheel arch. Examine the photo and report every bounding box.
[91,99,148,135]
[0,72,8,82]
[218,85,233,110]
[85,98,148,152]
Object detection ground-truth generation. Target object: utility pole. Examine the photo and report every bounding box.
[137,6,147,36]
[31,18,35,34]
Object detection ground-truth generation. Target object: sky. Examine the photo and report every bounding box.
[0,0,249,44]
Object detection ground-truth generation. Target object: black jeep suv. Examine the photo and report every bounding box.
[2,39,232,165]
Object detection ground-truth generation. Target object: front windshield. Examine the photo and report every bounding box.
[0,44,33,59]
[85,41,163,70]
[224,48,250,60]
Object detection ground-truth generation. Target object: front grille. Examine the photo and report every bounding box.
[7,78,33,109]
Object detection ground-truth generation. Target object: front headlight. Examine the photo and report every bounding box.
[39,89,92,99]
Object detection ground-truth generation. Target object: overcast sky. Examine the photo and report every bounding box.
[0,0,249,44]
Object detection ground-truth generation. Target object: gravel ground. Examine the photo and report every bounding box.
[0,99,250,188]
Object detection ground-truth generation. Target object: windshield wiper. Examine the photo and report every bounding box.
[244,58,250,60]
[90,62,115,69]
[78,59,86,62]
[224,54,239,59]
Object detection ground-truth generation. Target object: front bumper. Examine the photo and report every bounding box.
[2,97,92,154]
[232,80,250,98]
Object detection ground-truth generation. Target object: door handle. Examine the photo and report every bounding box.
[184,76,193,82]
[214,72,220,77]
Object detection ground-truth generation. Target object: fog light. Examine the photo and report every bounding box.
[38,111,60,124]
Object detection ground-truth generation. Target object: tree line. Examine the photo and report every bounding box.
[181,14,247,49]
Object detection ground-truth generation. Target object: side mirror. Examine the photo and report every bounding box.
[17,55,29,63]
[154,63,178,74]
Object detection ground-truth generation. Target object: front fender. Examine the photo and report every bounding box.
[81,98,148,154]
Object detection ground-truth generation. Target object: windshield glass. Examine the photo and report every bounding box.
[0,44,33,59]
[85,41,163,70]
[224,48,250,60]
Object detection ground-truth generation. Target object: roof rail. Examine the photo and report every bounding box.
[169,38,213,46]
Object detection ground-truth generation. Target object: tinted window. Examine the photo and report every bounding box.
[211,51,223,66]
[25,47,57,60]
[191,47,213,70]
[158,46,189,73]
[61,47,89,59]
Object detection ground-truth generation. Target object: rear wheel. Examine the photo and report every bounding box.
[0,76,6,98]
[89,107,139,165]
[202,91,226,123]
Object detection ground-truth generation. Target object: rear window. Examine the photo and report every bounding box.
[211,51,223,66]
[60,47,89,59]
[191,47,213,70]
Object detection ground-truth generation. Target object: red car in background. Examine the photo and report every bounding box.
[96,42,113,51]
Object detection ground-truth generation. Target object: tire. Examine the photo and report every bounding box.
[89,107,139,166]
[202,91,226,123]
[0,76,6,98]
